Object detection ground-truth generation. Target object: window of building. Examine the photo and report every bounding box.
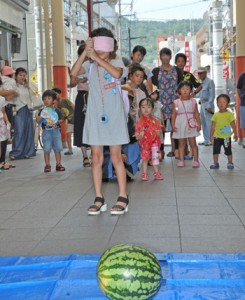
[64,0,71,18]
[65,38,71,63]
[78,5,88,28]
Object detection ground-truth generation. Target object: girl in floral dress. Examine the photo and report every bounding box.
[135,98,164,181]
[149,47,183,158]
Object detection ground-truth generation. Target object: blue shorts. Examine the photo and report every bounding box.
[42,128,63,153]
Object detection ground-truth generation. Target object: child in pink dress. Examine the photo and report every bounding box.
[172,81,201,167]
[135,98,164,180]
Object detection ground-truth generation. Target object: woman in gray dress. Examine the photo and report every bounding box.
[71,27,129,216]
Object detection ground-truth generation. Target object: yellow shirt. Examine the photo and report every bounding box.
[211,111,235,139]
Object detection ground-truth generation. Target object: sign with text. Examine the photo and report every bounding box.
[184,41,191,72]
[223,61,229,79]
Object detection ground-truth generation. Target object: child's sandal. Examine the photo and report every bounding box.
[2,162,14,170]
[44,165,51,172]
[2,163,10,170]
[83,157,91,167]
[56,164,65,171]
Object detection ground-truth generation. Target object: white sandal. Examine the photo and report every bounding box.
[88,197,107,216]
[110,196,129,215]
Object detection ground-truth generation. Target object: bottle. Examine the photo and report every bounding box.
[152,141,160,166]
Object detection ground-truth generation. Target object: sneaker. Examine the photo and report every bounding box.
[227,162,234,170]
[192,161,200,168]
[64,150,73,155]
[210,162,219,169]
[153,171,164,180]
[185,155,193,160]
[177,161,185,167]
[205,142,212,146]
[141,173,149,181]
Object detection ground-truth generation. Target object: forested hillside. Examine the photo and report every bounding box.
[120,19,203,64]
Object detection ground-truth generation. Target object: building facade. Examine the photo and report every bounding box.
[0,0,30,70]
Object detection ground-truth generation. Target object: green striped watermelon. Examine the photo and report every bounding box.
[97,244,162,300]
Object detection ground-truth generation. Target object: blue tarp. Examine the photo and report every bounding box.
[0,253,245,299]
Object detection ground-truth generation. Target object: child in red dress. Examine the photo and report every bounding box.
[135,98,164,181]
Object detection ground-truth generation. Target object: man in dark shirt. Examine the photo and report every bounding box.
[237,72,245,148]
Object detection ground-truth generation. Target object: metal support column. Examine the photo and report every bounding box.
[51,0,68,143]
[212,0,224,97]
[43,0,52,89]
[87,0,92,36]
[51,0,67,98]
[37,0,45,93]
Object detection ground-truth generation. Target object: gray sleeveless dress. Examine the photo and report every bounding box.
[83,59,129,146]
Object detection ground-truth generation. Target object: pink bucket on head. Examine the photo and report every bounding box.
[92,36,114,52]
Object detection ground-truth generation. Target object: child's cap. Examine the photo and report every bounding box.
[42,90,57,101]
[1,66,15,76]
[197,67,207,73]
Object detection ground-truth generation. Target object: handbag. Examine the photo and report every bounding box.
[181,99,198,128]
[28,90,43,110]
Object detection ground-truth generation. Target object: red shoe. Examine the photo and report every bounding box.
[153,171,164,180]
[141,173,149,181]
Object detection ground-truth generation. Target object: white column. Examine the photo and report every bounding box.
[212,0,224,96]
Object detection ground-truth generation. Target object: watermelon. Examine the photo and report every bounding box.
[97,244,162,300]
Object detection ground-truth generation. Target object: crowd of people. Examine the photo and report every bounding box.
[0,26,243,214]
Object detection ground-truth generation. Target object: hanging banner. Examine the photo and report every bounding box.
[223,61,229,79]
[30,70,38,87]
[184,41,191,72]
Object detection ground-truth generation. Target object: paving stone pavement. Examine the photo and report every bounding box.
[0,141,245,256]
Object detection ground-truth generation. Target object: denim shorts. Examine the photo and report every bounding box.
[42,128,63,153]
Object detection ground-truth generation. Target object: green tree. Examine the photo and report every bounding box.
[120,19,203,65]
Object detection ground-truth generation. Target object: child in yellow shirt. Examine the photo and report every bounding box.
[210,94,237,169]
